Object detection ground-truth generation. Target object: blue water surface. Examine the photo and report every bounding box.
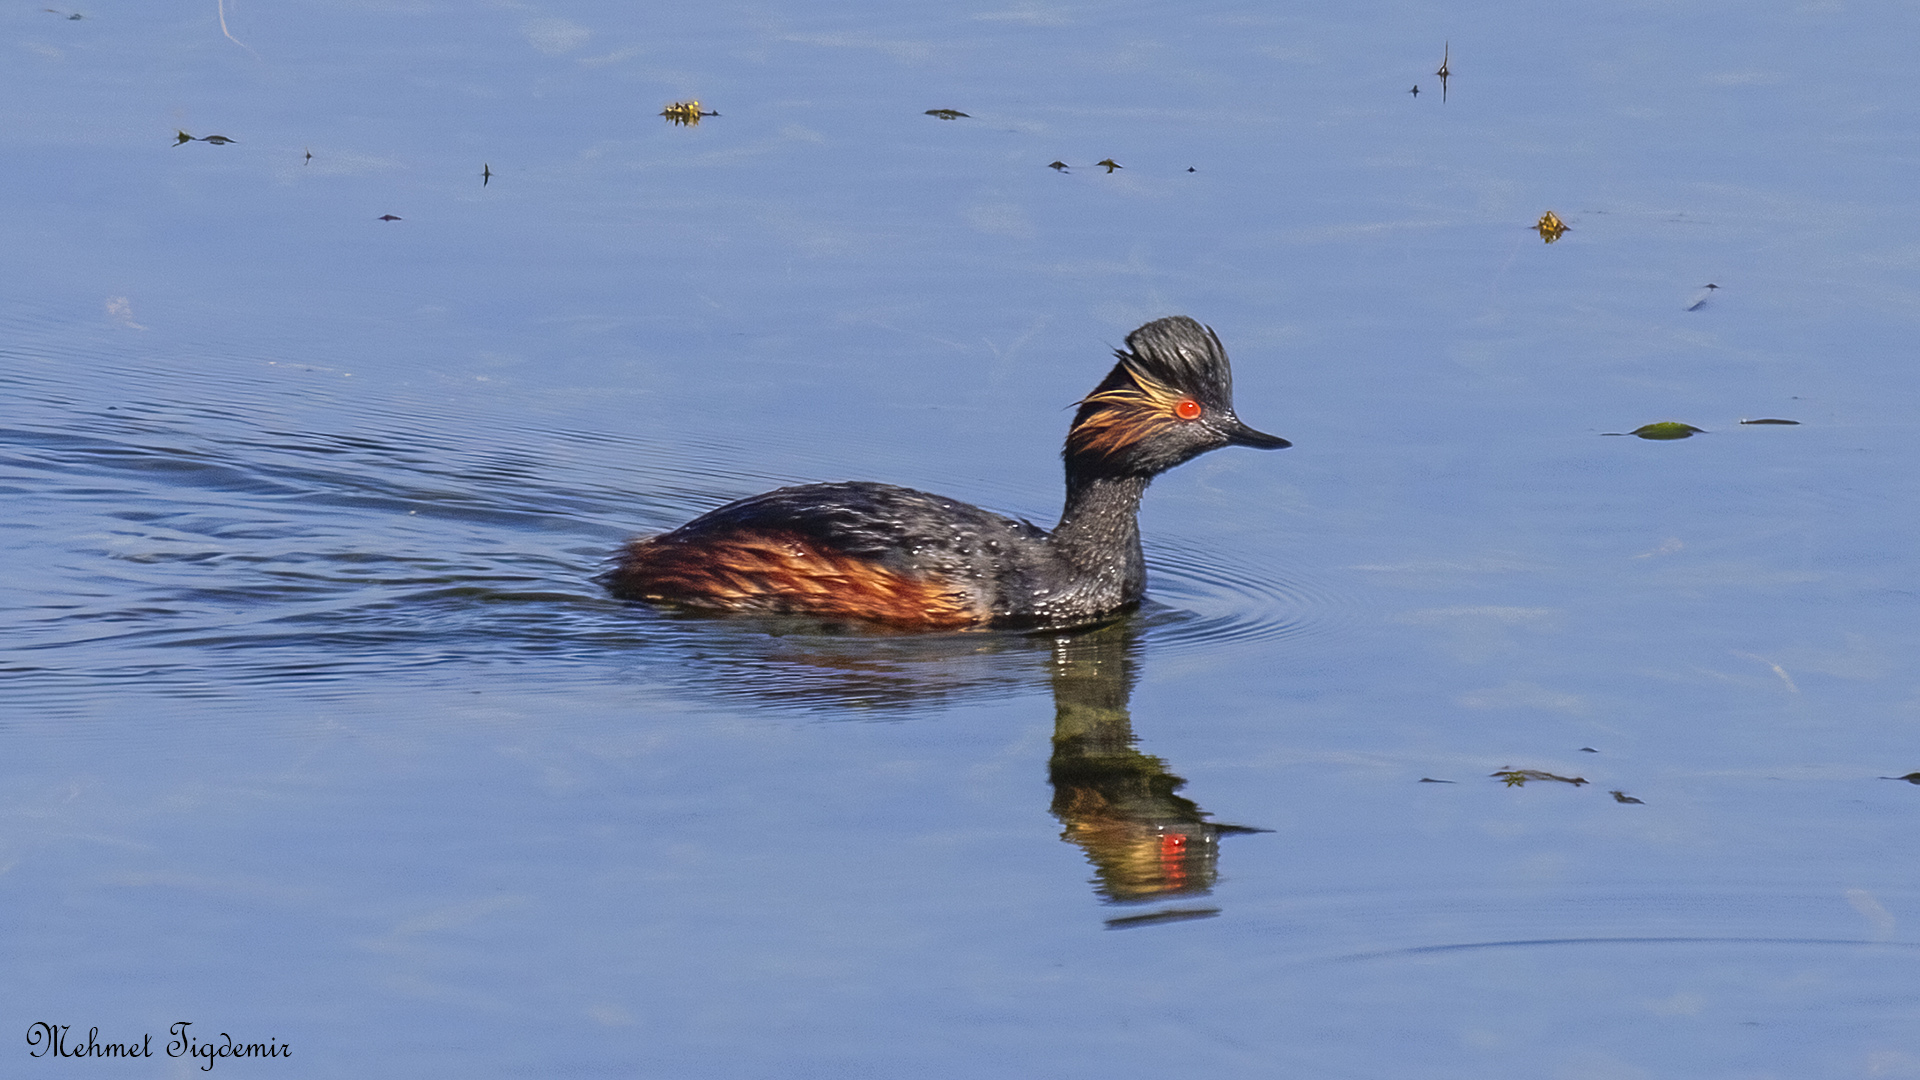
[5,1,1920,1076]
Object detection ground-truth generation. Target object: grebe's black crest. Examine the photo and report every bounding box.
[1067,316,1288,477]
[1118,315,1238,406]
[608,315,1289,630]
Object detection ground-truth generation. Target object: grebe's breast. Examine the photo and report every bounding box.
[606,482,1052,628]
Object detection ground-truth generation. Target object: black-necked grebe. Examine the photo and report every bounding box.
[606,316,1289,629]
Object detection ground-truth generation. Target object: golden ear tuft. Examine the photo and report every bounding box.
[1068,371,1191,461]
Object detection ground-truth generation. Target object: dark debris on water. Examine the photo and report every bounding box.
[1493,769,1588,787]
[1105,907,1221,930]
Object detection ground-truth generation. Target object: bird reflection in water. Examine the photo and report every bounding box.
[1045,625,1265,912]
[631,610,1262,918]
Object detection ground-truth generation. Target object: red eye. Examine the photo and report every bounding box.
[1173,398,1202,420]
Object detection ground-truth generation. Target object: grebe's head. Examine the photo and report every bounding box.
[1065,316,1289,478]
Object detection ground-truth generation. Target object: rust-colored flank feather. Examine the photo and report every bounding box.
[610,527,984,629]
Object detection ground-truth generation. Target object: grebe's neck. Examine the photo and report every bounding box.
[1051,472,1151,576]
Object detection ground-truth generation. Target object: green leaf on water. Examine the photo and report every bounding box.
[1625,422,1704,440]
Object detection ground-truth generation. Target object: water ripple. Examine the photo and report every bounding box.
[1143,536,1365,655]
[3,325,1365,714]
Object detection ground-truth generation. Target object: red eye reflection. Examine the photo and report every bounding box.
[1173,398,1202,420]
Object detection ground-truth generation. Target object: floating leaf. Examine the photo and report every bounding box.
[1095,158,1123,172]
[1535,210,1568,243]
[924,108,969,120]
[1492,769,1588,787]
[1739,418,1799,425]
[661,101,717,127]
[1607,422,1704,440]
[1609,790,1644,804]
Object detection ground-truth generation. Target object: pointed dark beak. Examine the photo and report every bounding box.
[1222,417,1290,449]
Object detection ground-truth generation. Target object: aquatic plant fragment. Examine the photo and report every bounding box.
[924,109,969,120]
[1095,158,1123,173]
[1535,210,1568,243]
[661,101,718,127]
[1492,769,1588,787]
[1610,790,1644,804]
[1626,422,1704,440]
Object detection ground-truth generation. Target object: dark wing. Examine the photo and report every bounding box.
[660,481,1046,566]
